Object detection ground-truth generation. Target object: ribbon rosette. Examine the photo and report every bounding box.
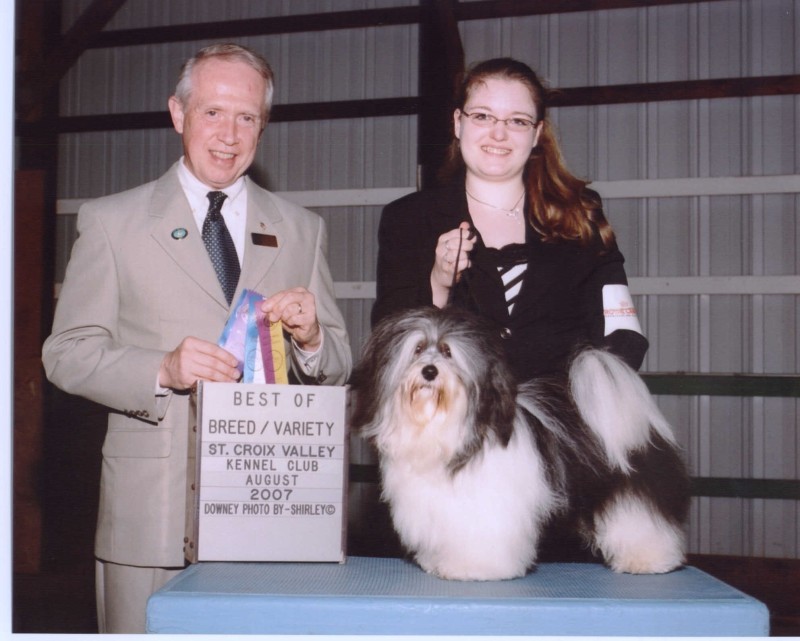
[218,289,288,384]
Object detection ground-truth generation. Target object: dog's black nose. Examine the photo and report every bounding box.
[421,364,438,381]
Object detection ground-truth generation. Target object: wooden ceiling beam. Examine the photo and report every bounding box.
[88,6,423,48]
[433,0,465,78]
[455,0,730,21]
[550,74,800,107]
[24,74,798,137]
[18,97,421,136]
[17,0,128,121]
[418,0,465,188]
[84,0,728,49]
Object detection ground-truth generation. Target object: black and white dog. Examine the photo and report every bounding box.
[349,307,689,581]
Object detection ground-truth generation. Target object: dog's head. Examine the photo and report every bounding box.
[350,307,517,472]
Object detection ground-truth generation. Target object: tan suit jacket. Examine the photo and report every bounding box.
[42,162,351,567]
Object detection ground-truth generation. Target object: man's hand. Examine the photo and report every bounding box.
[262,287,322,352]
[158,336,241,390]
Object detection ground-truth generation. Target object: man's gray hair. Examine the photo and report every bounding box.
[174,43,274,121]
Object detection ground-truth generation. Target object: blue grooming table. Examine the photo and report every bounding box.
[146,556,769,636]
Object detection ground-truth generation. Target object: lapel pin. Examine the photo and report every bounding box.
[171,228,188,240]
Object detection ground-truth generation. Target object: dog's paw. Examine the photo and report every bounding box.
[418,554,531,581]
[427,565,530,581]
[606,547,685,575]
[593,495,686,575]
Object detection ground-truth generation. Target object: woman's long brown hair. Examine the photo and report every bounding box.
[441,58,615,249]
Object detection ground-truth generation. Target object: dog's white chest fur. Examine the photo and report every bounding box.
[380,424,556,581]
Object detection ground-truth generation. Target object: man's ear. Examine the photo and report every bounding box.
[168,96,185,134]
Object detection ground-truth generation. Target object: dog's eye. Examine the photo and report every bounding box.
[439,342,452,358]
[414,341,426,355]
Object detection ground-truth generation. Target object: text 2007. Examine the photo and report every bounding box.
[249,488,293,501]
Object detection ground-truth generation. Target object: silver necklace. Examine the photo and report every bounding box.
[466,189,525,220]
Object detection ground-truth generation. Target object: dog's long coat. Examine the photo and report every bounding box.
[350,307,689,581]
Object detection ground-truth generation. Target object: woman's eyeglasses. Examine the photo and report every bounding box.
[461,111,538,132]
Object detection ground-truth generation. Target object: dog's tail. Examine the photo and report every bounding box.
[569,348,676,473]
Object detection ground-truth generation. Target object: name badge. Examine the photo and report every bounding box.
[252,233,278,248]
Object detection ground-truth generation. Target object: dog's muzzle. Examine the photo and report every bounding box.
[421,364,438,381]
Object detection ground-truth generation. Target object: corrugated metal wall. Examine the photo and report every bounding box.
[55,0,799,558]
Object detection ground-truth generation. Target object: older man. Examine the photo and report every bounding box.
[42,43,351,633]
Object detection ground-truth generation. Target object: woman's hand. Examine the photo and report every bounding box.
[431,222,476,307]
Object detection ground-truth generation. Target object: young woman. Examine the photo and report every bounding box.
[372,58,647,381]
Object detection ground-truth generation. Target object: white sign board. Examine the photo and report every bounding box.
[186,382,348,563]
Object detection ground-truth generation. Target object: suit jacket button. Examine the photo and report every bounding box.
[500,328,512,340]
[317,372,328,384]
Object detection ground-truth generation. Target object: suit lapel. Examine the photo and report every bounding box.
[238,178,284,295]
[149,164,230,308]
[431,182,469,235]
[508,236,569,320]
[465,245,511,322]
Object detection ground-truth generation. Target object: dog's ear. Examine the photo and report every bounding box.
[348,322,384,432]
[347,368,373,433]
[447,309,518,452]
[348,338,387,433]
[349,309,415,432]
[448,358,516,473]
[474,356,517,447]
